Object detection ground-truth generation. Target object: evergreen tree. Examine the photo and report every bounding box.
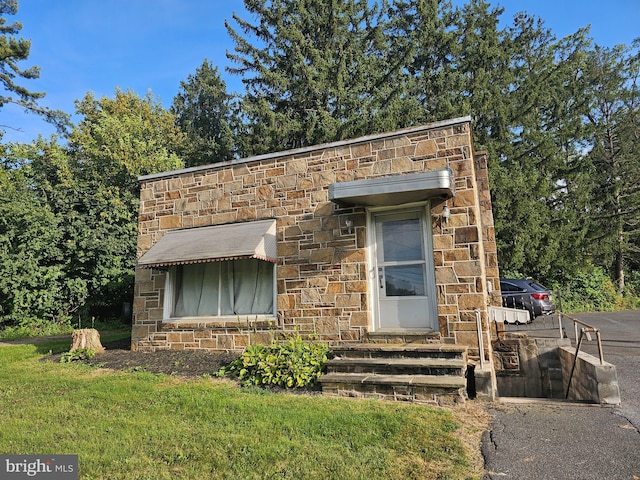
[486,15,593,281]
[583,43,640,293]
[226,0,384,154]
[172,60,238,166]
[378,0,462,128]
[0,0,68,135]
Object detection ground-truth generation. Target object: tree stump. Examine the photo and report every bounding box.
[70,328,105,353]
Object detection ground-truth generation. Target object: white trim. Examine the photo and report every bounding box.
[164,315,277,324]
[162,261,277,321]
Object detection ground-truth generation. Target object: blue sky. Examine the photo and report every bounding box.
[2,0,638,144]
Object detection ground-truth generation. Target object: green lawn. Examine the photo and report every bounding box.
[0,338,486,479]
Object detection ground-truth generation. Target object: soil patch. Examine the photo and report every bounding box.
[50,336,240,377]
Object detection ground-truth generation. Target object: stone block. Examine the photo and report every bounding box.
[277,265,299,279]
[312,171,336,187]
[265,167,285,178]
[310,248,334,264]
[372,160,392,175]
[236,206,257,221]
[352,143,372,158]
[444,249,470,262]
[159,215,182,229]
[256,185,274,200]
[386,136,411,147]
[455,227,479,245]
[345,281,367,293]
[299,219,322,233]
[433,235,453,250]
[391,156,414,172]
[453,260,482,277]
[314,202,334,217]
[336,294,360,307]
[435,267,457,284]
[457,293,485,310]
[415,139,438,156]
[452,190,476,208]
[301,288,321,304]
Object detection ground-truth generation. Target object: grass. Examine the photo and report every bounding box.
[0,338,488,480]
[0,319,131,341]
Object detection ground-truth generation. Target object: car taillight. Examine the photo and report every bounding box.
[531,293,548,300]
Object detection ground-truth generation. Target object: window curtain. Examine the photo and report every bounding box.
[172,259,273,317]
[173,263,220,317]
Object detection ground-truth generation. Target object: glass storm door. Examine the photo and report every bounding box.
[373,208,436,330]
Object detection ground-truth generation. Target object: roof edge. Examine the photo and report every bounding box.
[139,116,473,182]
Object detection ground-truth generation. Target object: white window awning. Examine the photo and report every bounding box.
[329,169,455,207]
[138,219,277,268]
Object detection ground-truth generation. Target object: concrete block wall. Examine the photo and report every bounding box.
[559,346,621,405]
[494,333,570,399]
[132,118,500,353]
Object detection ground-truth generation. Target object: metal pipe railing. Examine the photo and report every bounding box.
[559,313,605,365]
[561,313,605,399]
[475,309,486,370]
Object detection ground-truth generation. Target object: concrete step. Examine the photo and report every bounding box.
[325,357,466,376]
[332,343,467,361]
[365,331,442,344]
[319,372,467,404]
[320,343,469,403]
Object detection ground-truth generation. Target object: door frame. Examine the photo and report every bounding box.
[366,202,438,332]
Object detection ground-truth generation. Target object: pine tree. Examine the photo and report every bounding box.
[583,43,640,293]
[226,0,384,154]
[0,0,68,134]
[172,60,238,166]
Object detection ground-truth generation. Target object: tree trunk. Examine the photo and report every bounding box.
[71,328,105,353]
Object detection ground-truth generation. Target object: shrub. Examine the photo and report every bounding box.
[554,265,619,312]
[218,335,332,388]
[0,320,73,341]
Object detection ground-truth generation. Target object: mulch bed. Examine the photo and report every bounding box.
[35,336,322,394]
[47,336,240,378]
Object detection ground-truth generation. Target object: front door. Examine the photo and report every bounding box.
[372,207,437,330]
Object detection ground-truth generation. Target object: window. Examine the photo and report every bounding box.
[168,258,275,318]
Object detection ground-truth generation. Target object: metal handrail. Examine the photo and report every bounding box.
[559,313,605,365]
[560,313,605,399]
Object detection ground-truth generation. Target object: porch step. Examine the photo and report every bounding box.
[325,357,465,376]
[331,343,467,360]
[364,331,442,345]
[320,344,468,404]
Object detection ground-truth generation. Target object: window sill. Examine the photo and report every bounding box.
[162,316,277,330]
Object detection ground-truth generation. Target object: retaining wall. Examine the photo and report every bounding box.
[559,346,620,405]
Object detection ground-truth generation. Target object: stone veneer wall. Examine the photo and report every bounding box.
[132,118,501,354]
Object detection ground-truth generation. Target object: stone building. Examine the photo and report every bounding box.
[132,116,502,399]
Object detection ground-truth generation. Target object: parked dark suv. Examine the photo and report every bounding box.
[499,278,556,322]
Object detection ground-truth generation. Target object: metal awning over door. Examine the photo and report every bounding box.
[329,168,455,207]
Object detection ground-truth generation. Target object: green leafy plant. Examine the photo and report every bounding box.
[60,348,96,363]
[217,335,332,388]
[554,265,619,312]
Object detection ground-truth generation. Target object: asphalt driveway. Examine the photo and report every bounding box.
[483,311,640,479]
